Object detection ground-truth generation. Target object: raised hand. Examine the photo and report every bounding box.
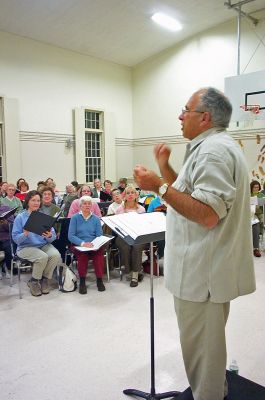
[154,144,171,171]
[154,143,177,184]
[133,165,161,192]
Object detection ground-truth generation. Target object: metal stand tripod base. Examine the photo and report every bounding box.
[123,388,180,399]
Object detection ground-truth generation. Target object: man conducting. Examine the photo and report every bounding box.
[133,87,256,400]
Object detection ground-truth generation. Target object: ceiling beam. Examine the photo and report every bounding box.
[224,0,259,25]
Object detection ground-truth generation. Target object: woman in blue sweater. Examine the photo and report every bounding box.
[68,196,105,294]
[12,190,61,297]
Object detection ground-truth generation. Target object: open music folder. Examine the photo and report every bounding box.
[75,235,114,251]
[0,207,18,220]
[23,210,62,236]
[102,212,166,245]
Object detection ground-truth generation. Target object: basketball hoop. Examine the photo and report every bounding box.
[240,104,260,128]
[240,104,260,114]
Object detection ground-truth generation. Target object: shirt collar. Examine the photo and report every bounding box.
[79,211,92,220]
[186,127,225,153]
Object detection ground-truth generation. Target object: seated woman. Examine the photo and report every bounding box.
[251,205,261,257]
[68,184,101,217]
[107,189,123,215]
[101,180,113,202]
[15,178,26,195]
[0,182,8,198]
[0,183,23,215]
[115,185,146,287]
[15,181,29,203]
[12,190,61,297]
[39,186,61,216]
[68,196,105,294]
[47,181,63,207]
[250,180,265,256]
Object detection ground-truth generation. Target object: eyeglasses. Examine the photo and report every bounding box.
[181,109,205,114]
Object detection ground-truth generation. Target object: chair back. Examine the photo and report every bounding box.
[57,217,71,245]
[8,222,17,258]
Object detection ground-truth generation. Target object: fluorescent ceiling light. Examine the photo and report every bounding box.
[151,12,182,32]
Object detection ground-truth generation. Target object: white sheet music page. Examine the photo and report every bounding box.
[102,212,166,240]
[75,235,113,252]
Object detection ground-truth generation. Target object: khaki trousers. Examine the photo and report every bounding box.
[174,296,230,400]
[115,237,146,273]
[17,244,61,280]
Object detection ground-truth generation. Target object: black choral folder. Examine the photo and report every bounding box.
[23,211,61,236]
[0,207,18,220]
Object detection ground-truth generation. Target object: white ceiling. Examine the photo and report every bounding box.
[0,0,264,67]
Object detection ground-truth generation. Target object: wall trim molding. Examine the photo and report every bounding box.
[19,128,265,146]
[116,129,265,147]
[19,130,74,143]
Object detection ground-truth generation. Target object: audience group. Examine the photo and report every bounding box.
[0,176,163,296]
[0,175,263,295]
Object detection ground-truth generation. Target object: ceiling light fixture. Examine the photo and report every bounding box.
[151,12,182,32]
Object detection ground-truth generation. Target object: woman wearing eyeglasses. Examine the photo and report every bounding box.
[68,184,101,217]
[0,183,23,215]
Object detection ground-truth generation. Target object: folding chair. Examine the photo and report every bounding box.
[61,217,110,282]
[9,222,33,299]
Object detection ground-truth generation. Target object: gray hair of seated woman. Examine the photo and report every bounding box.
[79,195,92,206]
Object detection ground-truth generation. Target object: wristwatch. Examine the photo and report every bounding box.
[158,183,169,198]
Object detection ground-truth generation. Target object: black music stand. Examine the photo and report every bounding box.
[102,213,180,400]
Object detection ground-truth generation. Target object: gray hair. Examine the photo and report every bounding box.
[79,195,92,206]
[197,87,232,129]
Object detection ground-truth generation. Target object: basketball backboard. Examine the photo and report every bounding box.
[225,70,265,130]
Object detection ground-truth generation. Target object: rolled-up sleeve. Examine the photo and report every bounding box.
[191,153,236,220]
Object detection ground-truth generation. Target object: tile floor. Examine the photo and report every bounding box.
[0,256,264,400]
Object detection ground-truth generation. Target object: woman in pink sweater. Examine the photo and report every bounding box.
[68,184,101,218]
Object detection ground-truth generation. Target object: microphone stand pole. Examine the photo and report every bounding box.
[123,241,180,400]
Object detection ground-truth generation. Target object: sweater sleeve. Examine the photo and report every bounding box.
[12,214,28,245]
[68,199,79,218]
[45,227,57,243]
[68,215,83,246]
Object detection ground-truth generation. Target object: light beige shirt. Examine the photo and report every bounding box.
[165,128,256,303]
[107,202,121,215]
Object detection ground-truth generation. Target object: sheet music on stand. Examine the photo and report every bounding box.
[102,212,166,245]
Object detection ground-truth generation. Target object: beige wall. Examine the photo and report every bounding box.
[0,31,133,189]
[132,12,265,175]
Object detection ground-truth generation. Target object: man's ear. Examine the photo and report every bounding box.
[200,111,212,127]
[203,111,211,123]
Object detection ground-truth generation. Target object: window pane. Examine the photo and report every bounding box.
[85,129,102,182]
